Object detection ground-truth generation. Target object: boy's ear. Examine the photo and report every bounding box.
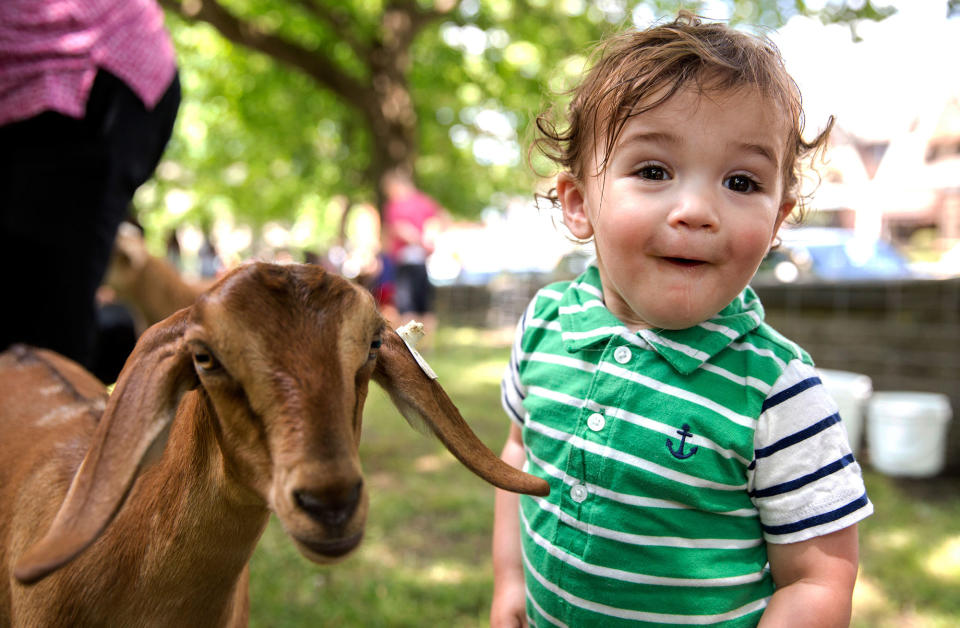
[557,172,594,241]
[772,197,796,245]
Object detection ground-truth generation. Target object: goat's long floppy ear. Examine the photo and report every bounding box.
[373,329,549,497]
[14,308,198,584]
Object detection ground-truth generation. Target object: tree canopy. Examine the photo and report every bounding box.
[141,0,895,257]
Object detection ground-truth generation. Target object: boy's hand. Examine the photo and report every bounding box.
[490,576,528,628]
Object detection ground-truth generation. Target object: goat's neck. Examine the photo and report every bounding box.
[113,390,270,614]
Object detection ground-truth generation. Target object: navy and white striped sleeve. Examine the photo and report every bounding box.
[748,359,873,544]
[500,299,534,427]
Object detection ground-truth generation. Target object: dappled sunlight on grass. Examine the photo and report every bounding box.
[413,452,456,473]
[852,575,894,620]
[925,535,960,582]
[851,472,960,627]
[437,325,514,349]
[461,357,511,383]
[867,528,914,551]
[424,563,468,585]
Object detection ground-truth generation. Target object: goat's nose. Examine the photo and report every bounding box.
[293,481,363,528]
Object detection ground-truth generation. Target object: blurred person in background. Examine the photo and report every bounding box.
[381,169,446,336]
[0,0,180,373]
[198,224,222,279]
[166,229,182,271]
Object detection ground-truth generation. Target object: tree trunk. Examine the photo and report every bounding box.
[366,5,421,212]
[158,0,447,216]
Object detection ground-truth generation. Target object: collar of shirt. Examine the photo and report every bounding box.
[557,264,766,375]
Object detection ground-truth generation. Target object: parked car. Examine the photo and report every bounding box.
[753,227,915,284]
[550,246,595,282]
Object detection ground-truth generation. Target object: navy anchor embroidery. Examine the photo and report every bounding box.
[667,424,698,459]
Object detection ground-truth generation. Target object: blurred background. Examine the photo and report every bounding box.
[104,0,959,625]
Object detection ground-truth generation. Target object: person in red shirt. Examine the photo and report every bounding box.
[0,0,180,372]
[381,170,445,335]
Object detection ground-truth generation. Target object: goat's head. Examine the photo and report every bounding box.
[14,262,548,584]
[103,222,150,291]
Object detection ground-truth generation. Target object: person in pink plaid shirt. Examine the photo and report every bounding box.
[0,0,180,374]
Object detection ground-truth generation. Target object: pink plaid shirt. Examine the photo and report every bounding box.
[0,0,176,126]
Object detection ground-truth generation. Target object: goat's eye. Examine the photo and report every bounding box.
[193,349,220,373]
[368,336,382,362]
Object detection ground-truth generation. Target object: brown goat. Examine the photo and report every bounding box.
[104,222,210,327]
[0,262,547,627]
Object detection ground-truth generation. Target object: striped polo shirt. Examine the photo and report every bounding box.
[501,264,872,627]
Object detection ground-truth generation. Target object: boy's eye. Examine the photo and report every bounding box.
[636,165,669,181]
[724,174,759,193]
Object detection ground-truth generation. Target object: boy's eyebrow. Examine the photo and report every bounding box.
[616,129,680,149]
[732,141,781,168]
[617,131,780,165]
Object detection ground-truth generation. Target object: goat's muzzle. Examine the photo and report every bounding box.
[276,464,369,564]
[293,480,363,530]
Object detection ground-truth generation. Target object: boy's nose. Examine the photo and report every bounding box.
[667,188,719,231]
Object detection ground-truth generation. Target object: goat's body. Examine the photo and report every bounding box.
[0,347,265,627]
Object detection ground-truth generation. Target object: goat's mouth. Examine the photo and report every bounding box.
[293,531,364,561]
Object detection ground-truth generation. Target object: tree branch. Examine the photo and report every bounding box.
[404,0,456,41]
[160,0,372,110]
[293,0,371,60]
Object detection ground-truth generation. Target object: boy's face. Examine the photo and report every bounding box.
[559,85,794,330]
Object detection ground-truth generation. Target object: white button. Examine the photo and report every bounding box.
[614,346,632,364]
[587,413,606,431]
[570,484,588,503]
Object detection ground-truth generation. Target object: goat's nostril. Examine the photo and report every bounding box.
[293,481,363,528]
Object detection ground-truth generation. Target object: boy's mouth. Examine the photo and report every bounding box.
[662,257,707,268]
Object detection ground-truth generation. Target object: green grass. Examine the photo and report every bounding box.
[852,473,960,627]
[248,327,960,627]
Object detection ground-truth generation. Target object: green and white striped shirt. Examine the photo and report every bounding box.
[502,264,872,627]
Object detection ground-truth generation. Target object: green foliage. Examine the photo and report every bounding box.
[137,14,370,252]
[145,0,895,254]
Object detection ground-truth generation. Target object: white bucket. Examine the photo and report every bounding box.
[867,392,953,478]
[818,369,872,457]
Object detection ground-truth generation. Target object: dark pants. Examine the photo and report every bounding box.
[394,262,434,315]
[0,69,180,371]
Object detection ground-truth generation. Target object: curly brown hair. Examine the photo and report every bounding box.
[532,11,832,219]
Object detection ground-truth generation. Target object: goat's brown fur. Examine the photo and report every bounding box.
[0,262,547,627]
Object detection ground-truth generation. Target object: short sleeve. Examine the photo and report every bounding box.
[500,299,535,427]
[748,360,873,544]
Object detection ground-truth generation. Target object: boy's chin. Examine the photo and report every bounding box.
[636,306,722,331]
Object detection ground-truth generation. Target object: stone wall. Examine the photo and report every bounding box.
[754,278,960,473]
[436,277,960,473]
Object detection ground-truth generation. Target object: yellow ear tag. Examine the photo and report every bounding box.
[396,321,438,380]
